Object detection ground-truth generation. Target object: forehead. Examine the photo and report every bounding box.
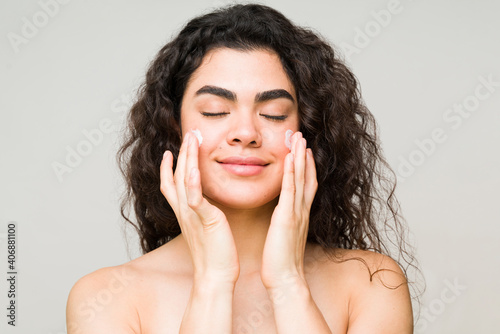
[184,47,296,98]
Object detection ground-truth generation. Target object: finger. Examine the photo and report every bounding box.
[185,130,200,188]
[276,152,295,211]
[174,132,190,206]
[160,150,179,213]
[185,134,202,208]
[186,167,203,208]
[294,136,307,212]
[291,131,301,156]
[304,148,318,209]
[186,168,225,228]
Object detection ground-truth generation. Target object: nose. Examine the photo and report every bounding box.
[226,112,262,147]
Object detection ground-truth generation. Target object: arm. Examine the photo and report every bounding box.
[161,132,240,333]
[179,279,235,334]
[267,278,332,334]
[262,132,330,333]
[261,133,412,333]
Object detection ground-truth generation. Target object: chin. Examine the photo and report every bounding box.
[204,189,279,211]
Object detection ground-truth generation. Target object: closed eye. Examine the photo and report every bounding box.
[261,114,288,121]
[201,112,229,118]
[201,112,287,121]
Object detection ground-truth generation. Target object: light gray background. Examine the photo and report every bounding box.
[1,0,499,333]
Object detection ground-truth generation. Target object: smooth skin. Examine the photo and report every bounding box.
[163,132,316,287]
[66,48,413,334]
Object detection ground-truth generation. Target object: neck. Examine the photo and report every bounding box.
[215,198,278,276]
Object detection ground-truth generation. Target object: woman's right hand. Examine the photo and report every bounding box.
[160,131,240,285]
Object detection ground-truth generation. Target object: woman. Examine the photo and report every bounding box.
[67,4,419,333]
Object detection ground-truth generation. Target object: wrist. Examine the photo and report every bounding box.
[193,275,237,295]
[265,276,310,306]
[261,269,306,291]
[193,267,239,286]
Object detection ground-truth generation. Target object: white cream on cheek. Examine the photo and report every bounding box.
[190,129,203,147]
[285,129,293,150]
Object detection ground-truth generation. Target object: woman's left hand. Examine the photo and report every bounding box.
[261,131,318,292]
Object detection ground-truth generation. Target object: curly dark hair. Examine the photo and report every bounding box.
[118,3,422,302]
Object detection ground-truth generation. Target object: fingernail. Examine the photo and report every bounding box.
[306,148,312,159]
[163,151,169,159]
[187,132,192,146]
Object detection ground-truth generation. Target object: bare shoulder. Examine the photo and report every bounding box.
[66,264,141,334]
[327,248,413,333]
[66,239,191,334]
[328,249,408,286]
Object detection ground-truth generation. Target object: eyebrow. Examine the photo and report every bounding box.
[255,89,295,103]
[194,85,295,103]
[195,85,236,101]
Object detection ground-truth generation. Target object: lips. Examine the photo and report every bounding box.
[218,156,269,176]
[218,156,268,165]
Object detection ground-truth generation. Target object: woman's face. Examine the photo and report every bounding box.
[180,47,299,209]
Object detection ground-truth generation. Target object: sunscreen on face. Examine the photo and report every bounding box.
[190,129,203,147]
[285,129,293,150]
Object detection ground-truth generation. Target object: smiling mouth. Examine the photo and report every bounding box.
[218,156,269,166]
[218,162,269,166]
[219,162,269,176]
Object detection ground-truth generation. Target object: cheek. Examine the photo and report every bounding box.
[196,130,223,172]
[262,128,293,152]
[197,127,222,152]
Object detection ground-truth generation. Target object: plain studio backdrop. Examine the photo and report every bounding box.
[1,0,498,333]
